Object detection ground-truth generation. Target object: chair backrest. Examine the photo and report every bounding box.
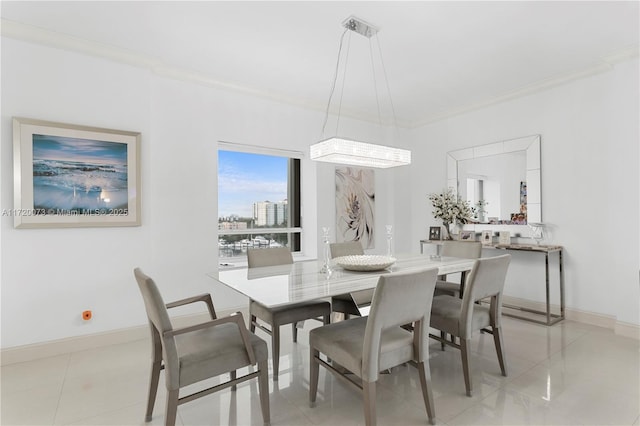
[330,241,364,258]
[441,240,482,259]
[134,268,181,388]
[459,254,511,337]
[362,268,438,382]
[134,267,173,335]
[247,247,293,268]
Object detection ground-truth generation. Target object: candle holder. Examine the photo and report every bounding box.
[320,227,332,273]
[386,225,393,257]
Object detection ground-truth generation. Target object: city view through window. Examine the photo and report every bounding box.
[218,149,301,258]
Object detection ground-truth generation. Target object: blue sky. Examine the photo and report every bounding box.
[218,150,288,218]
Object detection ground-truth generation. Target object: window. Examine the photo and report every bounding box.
[217,143,301,260]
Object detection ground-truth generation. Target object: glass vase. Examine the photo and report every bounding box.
[385,225,393,257]
[320,227,332,273]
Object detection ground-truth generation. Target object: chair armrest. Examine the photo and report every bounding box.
[163,312,256,364]
[166,293,216,319]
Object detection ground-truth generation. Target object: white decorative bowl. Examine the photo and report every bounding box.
[334,255,396,272]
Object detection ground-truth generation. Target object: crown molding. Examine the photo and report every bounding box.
[3,19,637,130]
[407,45,639,128]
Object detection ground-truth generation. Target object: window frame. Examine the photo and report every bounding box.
[217,141,303,262]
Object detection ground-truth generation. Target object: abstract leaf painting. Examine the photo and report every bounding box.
[335,167,374,249]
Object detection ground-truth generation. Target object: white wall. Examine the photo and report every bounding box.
[2,37,637,350]
[408,58,640,327]
[0,38,401,349]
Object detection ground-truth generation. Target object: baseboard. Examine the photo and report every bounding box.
[2,300,638,366]
[0,306,247,366]
[615,321,640,339]
[501,295,638,338]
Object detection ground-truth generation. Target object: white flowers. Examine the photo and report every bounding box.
[428,189,475,225]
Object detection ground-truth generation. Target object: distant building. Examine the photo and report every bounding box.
[218,221,248,230]
[253,200,288,226]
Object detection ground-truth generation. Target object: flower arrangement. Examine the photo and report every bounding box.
[428,189,476,239]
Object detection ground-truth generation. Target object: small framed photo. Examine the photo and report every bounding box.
[428,226,441,241]
[459,230,474,241]
[12,117,141,228]
[481,230,493,245]
[498,231,511,245]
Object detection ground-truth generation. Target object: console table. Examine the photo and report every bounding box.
[419,240,565,326]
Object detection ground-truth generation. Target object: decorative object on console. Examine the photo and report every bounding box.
[498,231,511,245]
[528,222,546,245]
[310,16,410,169]
[12,117,141,228]
[459,230,475,241]
[429,226,441,241]
[428,188,475,240]
[481,230,493,245]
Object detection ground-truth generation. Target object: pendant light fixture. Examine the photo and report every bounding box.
[310,16,411,169]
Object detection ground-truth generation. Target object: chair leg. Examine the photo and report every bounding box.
[460,338,473,397]
[417,361,436,425]
[230,370,237,391]
[165,389,179,426]
[145,360,162,422]
[309,347,320,404]
[493,325,508,377]
[440,330,446,351]
[250,314,257,333]
[292,323,298,343]
[363,380,377,426]
[272,326,280,380]
[323,314,331,325]
[258,359,271,424]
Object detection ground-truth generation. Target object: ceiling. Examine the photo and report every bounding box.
[1,1,638,128]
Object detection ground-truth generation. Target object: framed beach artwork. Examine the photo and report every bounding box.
[335,166,374,249]
[12,117,141,228]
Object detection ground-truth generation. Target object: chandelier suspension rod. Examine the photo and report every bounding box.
[375,36,399,132]
[335,31,351,137]
[320,28,349,139]
[369,38,383,127]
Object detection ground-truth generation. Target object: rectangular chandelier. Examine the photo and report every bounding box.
[310,137,411,169]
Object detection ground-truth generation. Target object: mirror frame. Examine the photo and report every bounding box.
[447,134,541,231]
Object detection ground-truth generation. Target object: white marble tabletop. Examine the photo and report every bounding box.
[208,253,476,308]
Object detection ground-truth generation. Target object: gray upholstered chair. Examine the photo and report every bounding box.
[429,254,511,397]
[133,268,269,426]
[310,268,439,426]
[435,240,483,298]
[247,247,331,380]
[329,241,374,318]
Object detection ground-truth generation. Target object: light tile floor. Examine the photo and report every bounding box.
[2,318,639,425]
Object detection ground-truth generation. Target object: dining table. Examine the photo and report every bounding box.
[208,253,476,309]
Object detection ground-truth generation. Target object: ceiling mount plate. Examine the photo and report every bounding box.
[342,15,379,38]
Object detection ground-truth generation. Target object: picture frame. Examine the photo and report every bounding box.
[12,117,141,228]
[428,226,441,241]
[481,230,493,245]
[498,231,511,246]
[458,230,474,241]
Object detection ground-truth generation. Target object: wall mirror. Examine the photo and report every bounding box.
[447,135,541,226]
